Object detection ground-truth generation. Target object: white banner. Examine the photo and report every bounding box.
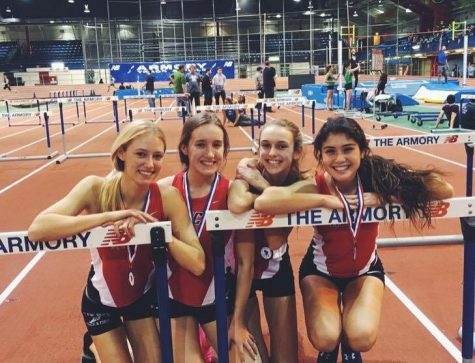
[205,197,473,231]
[0,221,172,255]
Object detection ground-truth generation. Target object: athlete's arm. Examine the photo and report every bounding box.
[254,179,343,214]
[160,184,205,276]
[229,229,258,361]
[28,176,155,241]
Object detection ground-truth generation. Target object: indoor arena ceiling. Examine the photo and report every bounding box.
[0,0,472,23]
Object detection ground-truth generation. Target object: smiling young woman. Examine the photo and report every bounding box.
[227,119,307,363]
[253,116,454,363]
[28,120,204,363]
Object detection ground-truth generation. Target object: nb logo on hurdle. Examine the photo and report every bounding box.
[427,201,450,218]
[100,229,132,247]
[443,135,458,144]
[245,211,274,228]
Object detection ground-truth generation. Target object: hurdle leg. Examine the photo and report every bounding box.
[211,232,230,363]
[151,227,174,363]
[263,103,267,125]
[129,109,133,122]
[257,107,261,128]
[301,104,305,128]
[83,101,87,122]
[311,101,316,138]
[76,102,80,122]
[56,102,69,164]
[36,99,42,125]
[250,108,257,154]
[6,101,11,127]
[113,101,120,133]
[461,143,475,361]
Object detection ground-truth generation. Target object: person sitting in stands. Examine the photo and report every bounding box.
[223,96,253,127]
[461,98,475,130]
[119,82,126,90]
[435,94,459,129]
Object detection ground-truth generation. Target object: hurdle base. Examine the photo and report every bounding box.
[0,151,59,162]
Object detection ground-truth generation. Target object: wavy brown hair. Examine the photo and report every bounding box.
[313,116,449,227]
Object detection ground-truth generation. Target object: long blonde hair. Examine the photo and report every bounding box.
[98,121,166,212]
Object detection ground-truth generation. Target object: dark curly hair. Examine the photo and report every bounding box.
[313,116,448,227]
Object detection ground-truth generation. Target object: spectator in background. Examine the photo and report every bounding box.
[263,61,276,112]
[144,69,155,107]
[99,78,104,84]
[255,66,264,98]
[437,46,448,84]
[350,48,361,88]
[461,98,475,130]
[325,64,338,111]
[222,95,254,127]
[186,65,202,112]
[212,67,227,105]
[202,68,213,106]
[107,76,116,93]
[434,94,459,129]
[3,74,11,91]
[376,72,388,96]
[173,65,189,116]
[452,64,460,78]
[118,82,126,90]
[469,63,475,78]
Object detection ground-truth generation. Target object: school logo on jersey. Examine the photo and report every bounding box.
[192,212,204,226]
[100,228,131,247]
[245,211,274,228]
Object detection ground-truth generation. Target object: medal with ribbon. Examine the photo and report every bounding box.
[335,175,364,261]
[122,188,150,287]
[184,172,219,238]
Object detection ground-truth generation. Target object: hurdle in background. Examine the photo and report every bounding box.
[123,93,189,122]
[4,99,42,127]
[0,111,58,162]
[0,222,175,362]
[55,96,120,164]
[128,105,187,124]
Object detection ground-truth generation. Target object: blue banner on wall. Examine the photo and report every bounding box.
[109,60,235,83]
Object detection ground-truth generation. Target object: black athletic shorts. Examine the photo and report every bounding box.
[299,242,385,292]
[250,252,295,298]
[81,287,155,336]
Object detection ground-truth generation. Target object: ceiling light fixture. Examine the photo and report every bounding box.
[276,14,282,18]
[68,0,74,3]
[160,0,166,4]
[405,8,412,13]
[353,10,358,17]
[84,4,90,13]
[236,0,240,11]
[378,0,383,6]
[5,6,11,13]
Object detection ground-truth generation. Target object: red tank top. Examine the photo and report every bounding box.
[313,173,378,277]
[168,172,234,306]
[91,183,164,308]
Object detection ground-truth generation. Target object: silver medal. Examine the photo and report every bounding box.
[128,271,135,286]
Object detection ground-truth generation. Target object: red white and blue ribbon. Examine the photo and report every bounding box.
[184,172,219,238]
[335,175,364,260]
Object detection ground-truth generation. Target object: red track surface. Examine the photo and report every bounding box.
[0,82,469,362]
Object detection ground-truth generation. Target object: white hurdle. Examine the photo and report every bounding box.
[0,111,59,162]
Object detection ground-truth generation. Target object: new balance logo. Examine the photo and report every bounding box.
[427,201,450,218]
[245,211,274,228]
[100,229,131,247]
[444,135,458,143]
